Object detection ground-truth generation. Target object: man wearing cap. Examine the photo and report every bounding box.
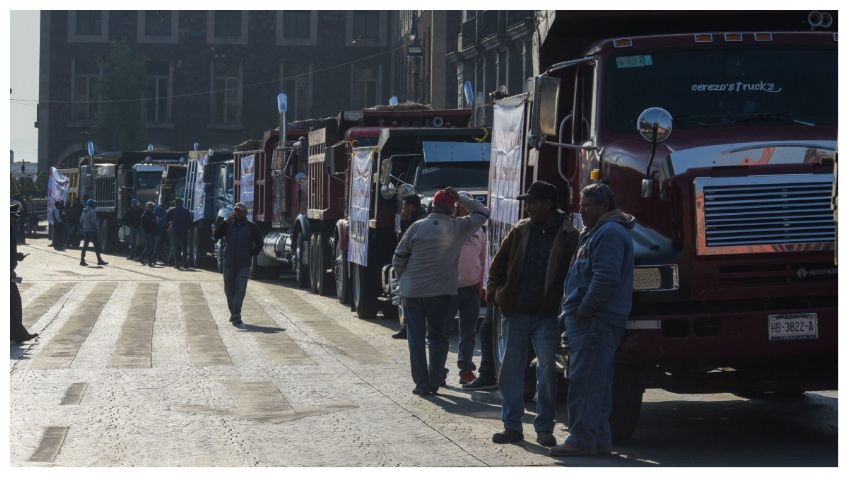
[486,180,579,446]
[11,201,38,344]
[392,187,489,396]
[140,202,158,267]
[550,182,635,457]
[165,198,193,269]
[213,202,262,327]
[80,199,107,267]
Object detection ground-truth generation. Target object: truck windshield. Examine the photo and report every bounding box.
[604,48,837,130]
[416,162,490,190]
[136,172,162,189]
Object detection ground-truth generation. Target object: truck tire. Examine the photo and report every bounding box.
[99,218,117,253]
[314,232,334,296]
[491,306,537,402]
[293,232,310,289]
[352,264,378,320]
[609,365,646,444]
[308,234,320,294]
[332,235,351,305]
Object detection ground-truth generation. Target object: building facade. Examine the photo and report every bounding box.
[37,11,401,170]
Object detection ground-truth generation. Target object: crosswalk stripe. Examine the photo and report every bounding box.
[181,283,232,366]
[264,287,391,365]
[22,282,77,327]
[60,383,88,405]
[111,283,158,368]
[240,295,315,365]
[30,283,118,369]
[28,426,68,463]
[225,381,292,414]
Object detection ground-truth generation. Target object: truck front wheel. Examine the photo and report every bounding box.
[609,365,646,444]
[332,236,351,305]
[293,232,310,289]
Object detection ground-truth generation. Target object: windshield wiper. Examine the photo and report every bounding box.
[733,112,816,127]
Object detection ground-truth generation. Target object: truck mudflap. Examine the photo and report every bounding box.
[618,306,837,368]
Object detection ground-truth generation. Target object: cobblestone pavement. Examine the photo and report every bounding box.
[10,239,838,466]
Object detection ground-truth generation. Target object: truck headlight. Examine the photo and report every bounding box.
[633,265,679,291]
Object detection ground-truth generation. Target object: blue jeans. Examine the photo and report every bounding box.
[403,295,453,390]
[80,230,103,262]
[498,312,559,433]
[223,265,251,319]
[445,285,481,372]
[564,317,625,451]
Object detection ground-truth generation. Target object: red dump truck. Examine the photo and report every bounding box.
[487,11,838,442]
[300,107,474,306]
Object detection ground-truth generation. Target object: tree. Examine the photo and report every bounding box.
[34,171,49,197]
[93,40,147,152]
[11,174,21,196]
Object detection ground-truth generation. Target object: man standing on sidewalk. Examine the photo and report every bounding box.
[213,202,262,327]
[11,201,38,345]
[393,187,489,396]
[446,202,487,386]
[486,181,578,446]
[165,199,192,269]
[392,194,428,340]
[124,199,143,260]
[80,199,107,267]
[51,200,66,251]
[65,197,83,249]
[550,183,635,457]
[140,202,158,267]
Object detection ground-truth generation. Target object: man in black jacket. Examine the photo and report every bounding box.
[11,201,38,344]
[124,199,144,260]
[213,202,262,327]
[140,202,158,267]
[165,199,193,269]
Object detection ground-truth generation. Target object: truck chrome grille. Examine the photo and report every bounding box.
[694,174,835,255]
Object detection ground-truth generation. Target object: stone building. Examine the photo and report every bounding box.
[37,11,402,170]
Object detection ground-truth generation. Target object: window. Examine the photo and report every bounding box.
[146,61,172,124]
[353,12,380,41]
[351,64,380,108]
[208,11,248,45]
[574,66,596,143]
[72,59,100,122]
[76,11,102,36]
[137,11,178,44]
[67,11,109,42]
[282,63,312,122]
[211,62,242,125]
[277,11,318,45]
[346,11,386,46]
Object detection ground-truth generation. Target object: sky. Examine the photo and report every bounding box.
[10,10,39,164]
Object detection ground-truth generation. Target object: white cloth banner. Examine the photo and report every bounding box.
[348,148,374,267]
[46,167,70,225]
[239,155,255,221]
[484,97,525,285]
[193,154,208,222]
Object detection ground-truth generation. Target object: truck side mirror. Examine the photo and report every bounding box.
[529,76,561,150]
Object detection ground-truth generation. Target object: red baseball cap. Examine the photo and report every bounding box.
[432,190,456,209]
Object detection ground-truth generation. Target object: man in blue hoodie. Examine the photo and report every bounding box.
[551,182,635,457]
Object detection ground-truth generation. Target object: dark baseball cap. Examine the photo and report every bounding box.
[517,181,558,202]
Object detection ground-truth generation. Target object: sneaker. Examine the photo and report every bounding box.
[14,332,39,344]
[391,328,407,339]
[462,377,498,391]
[536,432,557,447]
[412,386,434,396]
[80,260,88,266]
[97,260,108,266]
[459,370,477,385]
[492,429,524,444]
[549,443,597,457]
[231,319,244,327]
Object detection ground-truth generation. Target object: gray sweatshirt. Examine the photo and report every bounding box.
[393,194,489,298]
[81,208,99,233]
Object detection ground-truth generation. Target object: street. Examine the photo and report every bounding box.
[11,238,838,467]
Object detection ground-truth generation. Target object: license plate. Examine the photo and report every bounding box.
[768,313,818,341]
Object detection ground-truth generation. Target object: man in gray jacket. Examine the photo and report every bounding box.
[80,199,107,267]
[393,187,489,395]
